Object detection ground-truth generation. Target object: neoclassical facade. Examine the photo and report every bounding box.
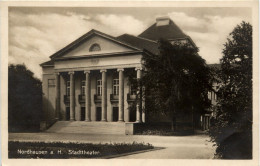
[40,17,211,129]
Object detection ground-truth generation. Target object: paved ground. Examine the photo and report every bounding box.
[9,132,216,159]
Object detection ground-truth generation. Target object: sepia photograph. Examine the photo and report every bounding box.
[1,1,259,165]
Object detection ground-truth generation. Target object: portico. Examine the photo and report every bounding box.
[54,66,143,123]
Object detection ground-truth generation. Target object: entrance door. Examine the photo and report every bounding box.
[81,107,85,121]
[66,107,70,121]
[96,107,101,121]
[113,107,119,122]
[130,107,136,122]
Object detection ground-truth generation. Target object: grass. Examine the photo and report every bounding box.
[8,141,153,159]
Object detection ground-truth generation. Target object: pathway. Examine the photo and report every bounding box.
[9,132,215,159]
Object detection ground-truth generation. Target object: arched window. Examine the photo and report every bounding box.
[89,43,101,52]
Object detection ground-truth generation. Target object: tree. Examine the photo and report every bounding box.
[141,39,212,131]
[209,21,252,159]
[8,64,42,132]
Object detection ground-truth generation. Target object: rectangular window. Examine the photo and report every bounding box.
[130,84,137,95]
[208,91,211,99]
[81,81,86,96]
[48,79,55,86]
[214,93,217,100]
[113,79,119,95]
[66,81,70,96]
[97,79,102,96]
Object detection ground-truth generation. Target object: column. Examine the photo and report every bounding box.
[208,117,210,129]
[142,86,145,123]
[203,116,206,130]
[84,70,91,121]
[101,69,107,121]
[205,116,208,130]
[69,71,75,121]
[206,116,209,130]
[55,72,60,120]
[118,68,124,122]
[202,116,205,130]
[135,67,142,123]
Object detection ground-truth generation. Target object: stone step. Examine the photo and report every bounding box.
[46,121,125,135]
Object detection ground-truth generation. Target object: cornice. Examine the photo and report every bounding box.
[54,51,143,62]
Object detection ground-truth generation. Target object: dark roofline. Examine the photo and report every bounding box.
[134,35,157,43]
[118,34,157,43]
[138,20,188,40]
[187,36,198,49]
[168,19,188,37]
[40,60,54,67]
[50,29,143,59]
[117,33,159,55]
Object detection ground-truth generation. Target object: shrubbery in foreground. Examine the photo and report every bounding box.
[9,141,154,159]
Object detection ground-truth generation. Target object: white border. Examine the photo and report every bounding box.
[1,1,259,166]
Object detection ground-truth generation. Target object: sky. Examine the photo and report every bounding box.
[9,7,252,79]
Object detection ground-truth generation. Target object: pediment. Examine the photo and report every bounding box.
[51,30,141,59]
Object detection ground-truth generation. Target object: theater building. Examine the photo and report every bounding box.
[40,17,214,131]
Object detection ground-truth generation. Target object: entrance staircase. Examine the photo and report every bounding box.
[46,121,125,135]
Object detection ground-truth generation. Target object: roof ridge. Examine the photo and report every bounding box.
[119,33,157,43]
[168,20,188,36]
[138,23,156,37]
[130,35,158,43]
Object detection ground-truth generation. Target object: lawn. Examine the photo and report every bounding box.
[8,141,154,159]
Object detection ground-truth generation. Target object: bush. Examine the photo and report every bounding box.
[8,141,154,158]
[8,64,42,132]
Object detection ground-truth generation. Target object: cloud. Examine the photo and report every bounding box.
[95,14,146,36]
[9,9,251,79]
[165,12,248,64]
[9,11,146,79]
[194,15,246,64]
[167,12,207,32]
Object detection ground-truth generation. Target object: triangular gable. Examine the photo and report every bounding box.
[50,29,142,59]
